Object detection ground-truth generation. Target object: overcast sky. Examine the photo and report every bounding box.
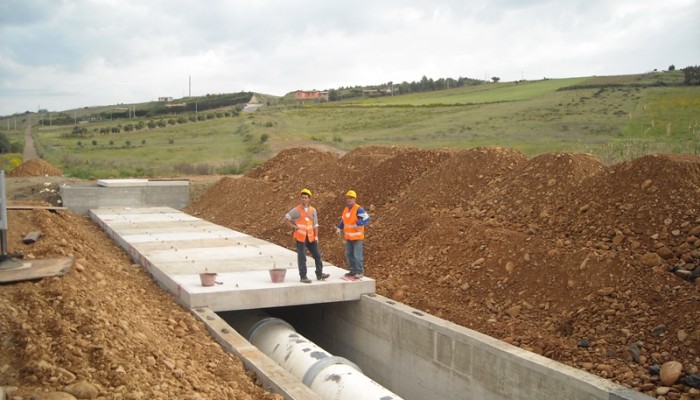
[1,0,698,116]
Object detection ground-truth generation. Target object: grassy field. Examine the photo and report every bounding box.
[5,70,699,178]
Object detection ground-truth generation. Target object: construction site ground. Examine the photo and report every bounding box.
[1,149,699,400]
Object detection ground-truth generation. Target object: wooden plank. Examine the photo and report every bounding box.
[7,205,67,211]
[0,256,74,283]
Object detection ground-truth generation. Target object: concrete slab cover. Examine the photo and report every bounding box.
[90,207,375,311]
[98,179,150,187]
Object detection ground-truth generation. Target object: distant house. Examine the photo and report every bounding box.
[158,97,174,102]
[362,88,392,97]
[294,90,329,101]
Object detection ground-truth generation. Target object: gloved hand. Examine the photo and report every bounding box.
[335,227,342,237]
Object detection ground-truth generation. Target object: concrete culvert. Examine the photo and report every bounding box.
[227,310,403,400]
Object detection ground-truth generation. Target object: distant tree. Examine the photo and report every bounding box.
[0,131,12,153]
[328,89,339,101]
[92,140,97,146]
[682,66,700,85]
[668,64,676,71]
[125,140,131,147]
[491,76,501,83]
[260,133,270,143]
[141,139,146,145]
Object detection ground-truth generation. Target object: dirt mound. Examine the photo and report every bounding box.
[480,152,606,232]
[188,146,700,397]
[1,208,280,399]
[7,159,63,177]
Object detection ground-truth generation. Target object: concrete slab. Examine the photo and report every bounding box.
[89,207,374,312]
[61,181,189,215]
[97,179,149,187]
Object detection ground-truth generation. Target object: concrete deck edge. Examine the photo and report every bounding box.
[191,306,321,400]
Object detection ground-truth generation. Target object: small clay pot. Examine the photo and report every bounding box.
[269,268,287,283]
[200,272,217,287]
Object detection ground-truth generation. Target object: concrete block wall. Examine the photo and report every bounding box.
[273,294,651,400]
[61,180,189,215]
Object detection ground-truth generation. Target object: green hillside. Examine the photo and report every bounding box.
[5,70,699,178]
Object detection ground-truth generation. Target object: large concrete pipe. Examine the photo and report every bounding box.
[227,310,403,400]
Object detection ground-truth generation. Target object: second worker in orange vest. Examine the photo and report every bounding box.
[285,188,330,283]
[335,190,371,279]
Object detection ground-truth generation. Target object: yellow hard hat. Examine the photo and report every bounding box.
[300,188,312,196]
[345,190,357,198]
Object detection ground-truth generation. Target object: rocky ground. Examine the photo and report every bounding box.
[2,151,700,399]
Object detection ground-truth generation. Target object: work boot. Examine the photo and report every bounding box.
[317,273,330,281]
[300,277,312,284]
[344,272,355,277]
[353,273,364,279]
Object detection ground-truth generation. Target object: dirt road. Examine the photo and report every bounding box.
[22,115,38,161]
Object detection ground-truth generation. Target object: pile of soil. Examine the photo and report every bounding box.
[186,147,700,398]
[7,159,63,177]
[1,207,281,400]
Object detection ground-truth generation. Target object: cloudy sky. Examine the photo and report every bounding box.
[1,0,698,116]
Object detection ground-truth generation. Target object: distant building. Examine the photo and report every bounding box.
[294,90,329,101]
[362,89,392,97]
[158,97,174,102]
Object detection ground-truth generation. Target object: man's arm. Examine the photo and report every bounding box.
[284,208,300,230]
[356,207,371,226]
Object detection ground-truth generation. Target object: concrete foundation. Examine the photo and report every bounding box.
[60,179,189,215]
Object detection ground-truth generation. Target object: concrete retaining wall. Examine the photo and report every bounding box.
[61,180,188,215]
[269,294,651,400]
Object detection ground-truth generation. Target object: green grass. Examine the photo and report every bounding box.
[27,72,700,178]
[331,77,589,106]
[36,116,270,178]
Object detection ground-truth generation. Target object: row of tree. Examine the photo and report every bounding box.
[328,75,486,101]
[62,109,240,138]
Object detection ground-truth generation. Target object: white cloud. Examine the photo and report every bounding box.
[1,0,698,115]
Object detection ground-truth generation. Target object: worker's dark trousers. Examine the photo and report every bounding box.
[296,237,323,279]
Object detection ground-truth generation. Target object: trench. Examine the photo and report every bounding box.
[213,295,650,400]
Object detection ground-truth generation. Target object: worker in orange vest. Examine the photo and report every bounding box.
[335,190,371,279]
[285,188,329,283]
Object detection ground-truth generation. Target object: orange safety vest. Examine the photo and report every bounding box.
[293,205,316,242]
[342,203,365,241]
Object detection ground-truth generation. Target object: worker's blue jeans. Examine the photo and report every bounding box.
[296,238,323,279]
[345,240,363,275]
